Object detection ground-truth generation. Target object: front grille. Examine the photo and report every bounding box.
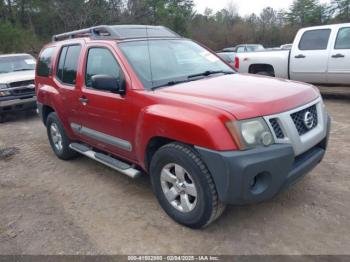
[9,80,35,96]
[269,118,284,139]
[291,105,318,136]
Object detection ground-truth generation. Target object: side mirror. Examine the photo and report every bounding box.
[91,75,126,95]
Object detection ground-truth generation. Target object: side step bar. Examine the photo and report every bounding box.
[69,143,141,179]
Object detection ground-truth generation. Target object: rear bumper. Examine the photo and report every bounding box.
[195,116,331,205]
[0,96,37,114]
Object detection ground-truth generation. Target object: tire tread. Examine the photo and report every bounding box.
[159,142,226,228]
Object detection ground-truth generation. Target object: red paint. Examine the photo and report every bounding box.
[36,38,320,171]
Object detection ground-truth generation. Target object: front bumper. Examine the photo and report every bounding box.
[195,116,331,205]
[0,96,37,114]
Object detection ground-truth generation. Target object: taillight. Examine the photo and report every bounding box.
[234,57,239,69]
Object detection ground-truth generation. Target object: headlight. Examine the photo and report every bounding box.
[0,83,11,96]
[226,118,274,149]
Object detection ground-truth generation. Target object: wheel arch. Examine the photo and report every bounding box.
[144,136,177,172]
[248,64,275,76]
[41,104,55,125]
[135,104,238,171]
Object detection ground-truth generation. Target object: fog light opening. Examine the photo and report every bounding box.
[250,172,271,195]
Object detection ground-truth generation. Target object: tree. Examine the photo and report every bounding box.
[0,0,347,54]
[286,0,331,27]
[332,0,350,21]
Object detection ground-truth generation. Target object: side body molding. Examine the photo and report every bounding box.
[70,123,132,152]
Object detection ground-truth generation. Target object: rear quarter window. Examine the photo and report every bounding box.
[37,47,55,77]
[298,29,331,50]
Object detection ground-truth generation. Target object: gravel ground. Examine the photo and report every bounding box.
[0,99,349,255]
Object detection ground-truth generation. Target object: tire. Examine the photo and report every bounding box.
[150,142,226,229]
[256,71,274,77]
[46,112,78,160]
[0,114,6,123]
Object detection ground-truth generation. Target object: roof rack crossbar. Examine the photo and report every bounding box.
[52,25,117,42]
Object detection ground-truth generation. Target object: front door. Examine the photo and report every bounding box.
[290,28,332,84]
[327,27,350,85]
[73,45,135,161]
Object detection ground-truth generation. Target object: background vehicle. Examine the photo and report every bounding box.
[280,44,293,50]
[216,52,235,67]
[234,23,350,85]
[36,25,330,229]
[220,44,265,53]
[217,44,265,67]
[0,54,36,122]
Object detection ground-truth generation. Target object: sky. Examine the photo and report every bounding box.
[194,0,330,16]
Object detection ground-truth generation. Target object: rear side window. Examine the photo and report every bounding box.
[236,47,245,53]
[335,27,350,49]
[56,45,81,85]
[85,48,121,88]
[56,47,68,81]
[299,29,331,50]
[37,47,55,77]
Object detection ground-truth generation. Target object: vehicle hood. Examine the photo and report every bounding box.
[0,70,35,84]
[157,74,320,120]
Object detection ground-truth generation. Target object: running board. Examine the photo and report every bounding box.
[69,143,141,179]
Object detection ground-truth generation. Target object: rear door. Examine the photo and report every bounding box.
[54,44,82,126]
[290,28,331,84]
[327,26,350,84]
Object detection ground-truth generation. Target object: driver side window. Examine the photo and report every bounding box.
[85,47,121,88]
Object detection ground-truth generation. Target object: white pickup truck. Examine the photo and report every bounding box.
[234,23,350,85]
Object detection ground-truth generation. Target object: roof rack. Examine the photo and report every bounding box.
[52,25,181,42]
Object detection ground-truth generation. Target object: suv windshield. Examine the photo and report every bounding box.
[119,39,234,89]
[0,55,36,74]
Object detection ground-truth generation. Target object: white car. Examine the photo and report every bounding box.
[0,54,36,122]
[234,23,350,85]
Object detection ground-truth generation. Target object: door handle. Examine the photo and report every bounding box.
[332,53,345,58]
[295,54,306,59]
[79,97,89,104]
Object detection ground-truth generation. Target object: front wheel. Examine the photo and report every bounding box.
[150,142,226,229]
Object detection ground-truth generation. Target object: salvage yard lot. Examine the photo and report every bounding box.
[0,98,349,255]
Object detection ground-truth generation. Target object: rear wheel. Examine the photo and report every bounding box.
[256,71,274,77]
[150,142,226,229]
[46,112,78,160]
[0,114,5,123]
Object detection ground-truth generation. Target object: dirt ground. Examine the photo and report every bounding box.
[0,99,349,255]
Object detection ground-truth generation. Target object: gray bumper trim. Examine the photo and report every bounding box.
[195,135,328,205]
[0,96,36,107]
[0,96,37,113]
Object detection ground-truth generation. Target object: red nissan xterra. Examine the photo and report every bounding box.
[36,25,331,228]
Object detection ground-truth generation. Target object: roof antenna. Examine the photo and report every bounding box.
[145,25,154,89]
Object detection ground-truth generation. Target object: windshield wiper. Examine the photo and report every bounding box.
[187,70,234,79]
[151,79,191,90]
[150,70,234,90]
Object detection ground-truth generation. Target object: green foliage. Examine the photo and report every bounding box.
[0,0,347,54]
[0,22,38,54]
[331,0,350,21]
